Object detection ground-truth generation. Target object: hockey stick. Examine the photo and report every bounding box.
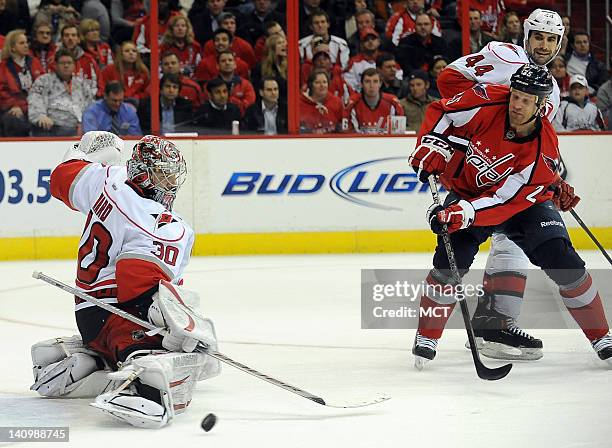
[32,271,390,409]
[427,177,512,381]
[569,209,612,267]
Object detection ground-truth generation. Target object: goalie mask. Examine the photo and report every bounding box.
[127,136,186,210]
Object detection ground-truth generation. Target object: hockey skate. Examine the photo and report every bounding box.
[412,332,438,370]
[467,294,543,361]
[592,333,612,366]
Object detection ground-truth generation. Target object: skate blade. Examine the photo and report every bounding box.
[414,356,430,371]
[480,341,543,361]
[465,337,485,350]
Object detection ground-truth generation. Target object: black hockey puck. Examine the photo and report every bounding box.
[201,413,217,432]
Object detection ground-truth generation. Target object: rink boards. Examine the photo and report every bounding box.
[0,134,610,259]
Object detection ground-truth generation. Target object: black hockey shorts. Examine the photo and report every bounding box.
[432,199,574,280]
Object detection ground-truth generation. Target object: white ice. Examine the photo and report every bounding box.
[1,251,610,448]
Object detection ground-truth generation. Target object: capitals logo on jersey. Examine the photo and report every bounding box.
[542,154,561,174]
[466,140,515,187]
[472,84,490,101]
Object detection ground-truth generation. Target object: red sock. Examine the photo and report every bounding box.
[417,273,456,339]
[560,274,610,341]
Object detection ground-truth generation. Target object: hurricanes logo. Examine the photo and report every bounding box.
[152,212,177,229]
[466,145,515,187]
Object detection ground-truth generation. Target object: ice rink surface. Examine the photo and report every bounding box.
[1,251,610,448]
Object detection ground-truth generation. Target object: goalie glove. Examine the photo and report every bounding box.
[62,131,124,165]
[148,280,219,353]
[409,134,453,183]
[427,200,475,234]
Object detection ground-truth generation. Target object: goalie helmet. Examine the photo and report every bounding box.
[523,9,565,63]
[127,135,186,210]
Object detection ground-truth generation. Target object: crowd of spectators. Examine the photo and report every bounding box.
[0,0,609,137]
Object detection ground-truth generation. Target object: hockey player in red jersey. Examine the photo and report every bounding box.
[29,132,220,428]
[408,64,612,368]
[435,9,579,360]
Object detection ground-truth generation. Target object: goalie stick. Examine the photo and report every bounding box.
[427,176,513,381]
[32,270,390,409]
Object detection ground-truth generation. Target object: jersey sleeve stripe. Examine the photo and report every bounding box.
[117,253,175,279]
[69,163,94,210]
[490,45,525,65]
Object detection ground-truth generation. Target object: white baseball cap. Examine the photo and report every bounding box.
[569,74,589,88]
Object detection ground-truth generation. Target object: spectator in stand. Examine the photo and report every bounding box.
[385,0,442,46]
[160,15,202,79]
[101,41,150,105]
[82,81,141,135]
[565,30,608,93]
[34,0,80,43]
[189,0,227,46]
[137,73,193,134]
[596,77,612,130]
[468,8,494,53]
[345,7,376,56]
[499,10,522,45]
[29,21,56,73]
[427,54,446,99]
[344,67,404,134]
[254,20,284,62]
[300,0,323,38]
[79,19,113,70]
[396,12,447,73]
[110,0,146,45]
[244,77,287,135]
[554,74,605,132]
[302,43,354,106]
[549,56,571,99]
[343,27,383,92]
[28,48,95,136]
[81,0,110,42]
[252,33,287,100]
[53,24,101,97]
[161,51,202,110]
[399,69,435,131]
[559,15,572,58]
[202,50,255,116]
[133,0,180,56]
[239,0,285,46]
[299,9,349,70]
[202,12,256,69]
[456,0,504,36]
[0,29,44,136]
[0,0,17,36]
[195,28,250,83]
[377,52,409,99]
[194,77,241,134]
[299,68,343,134]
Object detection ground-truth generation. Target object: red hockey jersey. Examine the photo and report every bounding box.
[417,83,560,226]
[343,92,404,134]
[160,41,202,79]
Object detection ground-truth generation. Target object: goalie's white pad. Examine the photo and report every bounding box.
[30,335,117,398]
[91,351,209,429]
[62,131,124,165]
[148,280,220,356]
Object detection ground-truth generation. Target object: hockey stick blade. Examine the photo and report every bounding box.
[33,271,392,409]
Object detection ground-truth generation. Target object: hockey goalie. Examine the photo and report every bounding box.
[29,132,220,428]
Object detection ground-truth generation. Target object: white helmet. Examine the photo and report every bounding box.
[523,9,565,64]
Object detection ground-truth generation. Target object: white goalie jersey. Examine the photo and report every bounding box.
[443,42,560,119]
[50,159,194,342]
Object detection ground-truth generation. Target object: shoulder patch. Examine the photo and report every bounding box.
[472,84,490,100]
[151,212,178,230]
[542,154,560,174]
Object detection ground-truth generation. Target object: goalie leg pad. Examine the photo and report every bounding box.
[91,351,208,428]
[31,335,116,398]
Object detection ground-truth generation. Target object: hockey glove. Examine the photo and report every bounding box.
[427,200,475,234]
[552,179,580,212]
[409,134,453,183]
